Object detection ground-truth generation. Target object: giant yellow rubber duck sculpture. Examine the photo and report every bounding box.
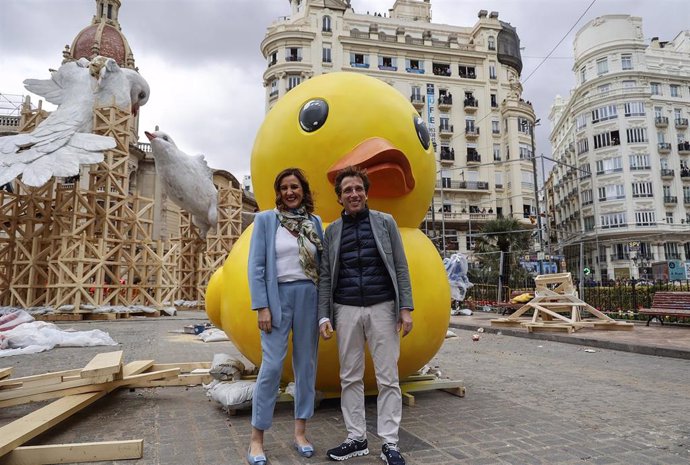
[206,72,450,393]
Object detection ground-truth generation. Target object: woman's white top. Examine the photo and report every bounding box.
[275,224,315,282]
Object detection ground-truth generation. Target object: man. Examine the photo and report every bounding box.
[318,166,413,465]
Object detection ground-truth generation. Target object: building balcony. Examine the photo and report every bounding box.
[466,152,481,164]
[463,98,478,111]
[681,169,690,180]
[405,67,425,74]
[437,94,453,110]
[432,65,451,77]
[436,180,489,191]
[439,148,454,165]
[439,124,454,138]
[684,195,690,204]
[350,62,370,68]
[465,127,479,139]
[610,254,630,262]
[664,196,678,205]
[655,116,669,128]
[678,141,690,154]
[410,95,424,109]
[658,142,672,154]
[661,168,675,178]
[676,118,689,129]
[378,65,398,72]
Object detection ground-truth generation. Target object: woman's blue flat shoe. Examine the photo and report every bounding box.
[293,442,314,458]
[246,448,267,465]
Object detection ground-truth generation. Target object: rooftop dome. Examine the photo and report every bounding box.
[63,0,136,69]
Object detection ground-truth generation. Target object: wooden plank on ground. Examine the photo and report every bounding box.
[0,361,157,457]
[80,351,123,379]
[149,362,211,373]
[0,368,11,380]
[0,369,83,390]
[0,439,143,465]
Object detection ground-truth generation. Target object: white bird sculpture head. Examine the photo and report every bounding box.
[0,57,151,188]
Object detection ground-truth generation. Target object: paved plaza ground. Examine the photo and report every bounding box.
[1,310,689,465]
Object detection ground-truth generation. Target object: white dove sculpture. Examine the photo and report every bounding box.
[0,56,149,187]
[145,130,218,240]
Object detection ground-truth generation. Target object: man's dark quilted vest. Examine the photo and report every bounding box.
[333,209,395,307]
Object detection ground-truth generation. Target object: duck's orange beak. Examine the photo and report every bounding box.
[326,137,415,197]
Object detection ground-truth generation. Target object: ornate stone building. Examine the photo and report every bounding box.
[547,15,690,281]
[260,0,537,256]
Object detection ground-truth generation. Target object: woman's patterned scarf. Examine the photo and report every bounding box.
[276,207,323,283]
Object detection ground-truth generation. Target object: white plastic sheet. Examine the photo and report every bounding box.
[444,253,474,302]
[0,320,117,358]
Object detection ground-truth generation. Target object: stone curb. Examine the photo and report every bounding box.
[449,321,690,361]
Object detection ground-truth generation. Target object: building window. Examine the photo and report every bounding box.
[576,113,587,130]
[591,104,617,123]
[519,143,532,160]
[491,120,500,134]
[489,63,497,79]
[584,216,595,231]
[632,182,653,198]
[322,47,332,63]
[596,57,609,75]
[269,80,278,97]
[490,93,498,108]
[286,47,302,62]
[666,212,674,224]
[624,101,645,116]
[576,138,589,155]
[287,75,302,91]
[598,84,611,94]
[495,172,503,188]
[350,52,369,68]
[432,62,451,76]
[411,86,421,101]
[517,117,530,133]
[488,36,495,50]
[596,157,623,175]
[664,243,680,260]
[635,211,655,226]
[670,84,680,97]
[580,66,586,83]
[493,144,501,161]
[622,80,636,91]
[600,212,626,229]
[458,65,476,79]
[650,82,662,95]
[626,128,647,143]
[322,15,332,32]
[621,53,632,70]
[581,189,593,205]
[593,130,620,149]
[378,55,396,71]
[629,154,650,170]
[268,51,277,67]
[406,59,424,73]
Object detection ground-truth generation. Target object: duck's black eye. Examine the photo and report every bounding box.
[414,115,430,150]
[138,91,146,99]
[162,136,169,141]
[299,99,328,132]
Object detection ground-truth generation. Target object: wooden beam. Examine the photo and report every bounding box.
[0,368,11,380]
[80,351,123,379]
[0,360,154,458]
[0,440,143,465]
[0,369,81,390]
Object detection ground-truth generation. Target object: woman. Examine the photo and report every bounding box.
[247,168,323,465]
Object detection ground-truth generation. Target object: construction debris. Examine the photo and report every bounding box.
[0,351,212,460]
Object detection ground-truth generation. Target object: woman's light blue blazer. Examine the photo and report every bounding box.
[248,210,323,328]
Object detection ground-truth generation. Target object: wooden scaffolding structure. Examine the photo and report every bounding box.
[491,273,634,333]
[0,99,241,312]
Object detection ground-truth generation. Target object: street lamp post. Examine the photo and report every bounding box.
[525,119,545,275]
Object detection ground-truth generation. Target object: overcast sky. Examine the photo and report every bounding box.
[1,0,688,181]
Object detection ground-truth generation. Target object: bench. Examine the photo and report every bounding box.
[639,291,690,326]
[495,290,534,316]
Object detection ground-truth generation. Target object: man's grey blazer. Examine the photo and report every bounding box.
[317,209,413,329]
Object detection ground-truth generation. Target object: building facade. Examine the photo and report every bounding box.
[261,0,537,256]
[547,15,690,281]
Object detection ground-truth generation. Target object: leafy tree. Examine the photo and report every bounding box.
[471,217,532,294]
